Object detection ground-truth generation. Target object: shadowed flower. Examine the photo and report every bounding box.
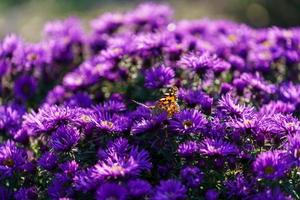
[180,166,204,188]
[169,109,208,135]
[285,133,300,166]
[152,179,187,200]
[14,75,37,101]
[198,138,238,156]
[14,187,38,200]
[51,125,80,152]
[96,183,127,200]
[252,187,293,200]
[127,179,152,198]
[38,152,58,171]
[253,150,291,180]
[144,65,175,89]
[0,140,28,178]
[225,174,251,198]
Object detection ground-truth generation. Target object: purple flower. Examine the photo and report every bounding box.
[180,166,204,188]
[205,189,219,200]
[51,125,80,151]
[198,138,238,156]
[253,150,291,180]
[91,13,124,34]
[169,109,208,135]
[14,187,38,200]
[96,183,127,200]
[38,151,58,170]
[126,3,173,30]
[0,104,25,137]
[218,93,254,118]
[48,174,73,199]
[59,160,79,176]
[66,92,92,108]
[285,133,300,166]
[127,179,152,198]
[144,65,175,89]
[252,187,293,200]
[131,113,166,135]
[0,187,13,200]
[178,141,199,157]
[93,99,126,113]
[22,105,80,136]
[225,174,251,198]
[152,179,187,200]
[92,138,151,179]
[92,111,131,133]
[278,82,300,105]
[0,140,28,178]
[73,168,99,192]
[14,75,37,101]
[179,88,213,111]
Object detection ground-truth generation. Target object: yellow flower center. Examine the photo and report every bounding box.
[3,158,14,167]
[101,120,114,128]
[183,120,193,129]
[264,166,274,175]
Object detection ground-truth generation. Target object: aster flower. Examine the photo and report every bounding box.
[66,92,92,108]
[50,125,80,152]
[152,179,187,200]
[168,109,208,135]
[96,183,127,200]
[131,113,167,135]
[48,174,74,199]
[205,189,219,200]
[127,179,152,198]
[0,34,22,59]
[92,111,131,134]
[285,133,300,166]
[218,93,254,118]
[38,151,58,170]
[59,160,79,176]
[14,75,37,101]
[259,101,295,115]
[144,65,175,89]
[225,174,251,198]
[179,88,213,111]
[253,150,291,180]
[198,138,238,156]
[14,187,38,200]
[93,147,151,180]
[178,141,199,157]
[93,99,126,113]
[278,82,300,105]
[180,166,204,188]
[0,187,13,200]
[252,187,293,200]
[0,140,28,178]
[22,105,80,136]
[73,168,99,192]
[126,3,173,30]
[91,12,124,34]
[0,104,25,136]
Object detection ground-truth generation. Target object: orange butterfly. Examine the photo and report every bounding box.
[132,86,180,118]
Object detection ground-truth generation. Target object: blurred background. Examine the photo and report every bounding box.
[0,0,299,41]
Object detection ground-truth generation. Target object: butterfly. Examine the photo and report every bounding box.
[132,86,180,118]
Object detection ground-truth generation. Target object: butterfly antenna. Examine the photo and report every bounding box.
[131,99,151,109]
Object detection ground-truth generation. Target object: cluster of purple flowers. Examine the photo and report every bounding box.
[0,3,300,200]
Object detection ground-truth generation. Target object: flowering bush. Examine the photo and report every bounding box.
[0,3,300,200]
